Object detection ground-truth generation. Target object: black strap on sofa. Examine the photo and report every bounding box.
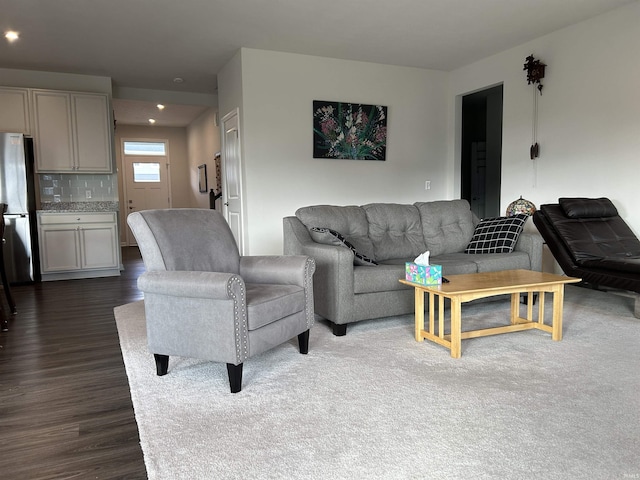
[533,197,640,316]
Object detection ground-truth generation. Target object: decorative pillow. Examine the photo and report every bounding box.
[464,214,527,254]
[309,227,378,266]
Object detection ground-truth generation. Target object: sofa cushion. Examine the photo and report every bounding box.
[309,227,378,266]
[465,251,532,272]
[414,200,476,256]
[362,203,427,262]
[464,214,527,254]
[296,205,376,259]
[428,254,479,275]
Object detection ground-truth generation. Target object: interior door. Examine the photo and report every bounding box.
[221,109,245,253]
[124,155,170,245]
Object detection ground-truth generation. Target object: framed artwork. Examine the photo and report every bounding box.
[313,100,387,160]
[198,164,208,193]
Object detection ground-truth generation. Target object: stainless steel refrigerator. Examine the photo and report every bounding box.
[0,132,40,284]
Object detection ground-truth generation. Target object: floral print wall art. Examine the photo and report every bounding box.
[313,100,387,160]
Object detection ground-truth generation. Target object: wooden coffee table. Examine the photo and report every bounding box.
[399,269,581,358]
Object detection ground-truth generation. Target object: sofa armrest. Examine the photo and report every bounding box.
[284,216,355,323]
[514,232,543,271]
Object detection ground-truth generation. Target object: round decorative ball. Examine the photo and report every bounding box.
[506,196,536,216]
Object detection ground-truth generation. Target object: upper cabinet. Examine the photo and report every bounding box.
[0,87,31,134]
[32,90,113,173]
[32,90,74,171]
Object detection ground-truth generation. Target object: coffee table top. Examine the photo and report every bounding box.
[400,269,581,295]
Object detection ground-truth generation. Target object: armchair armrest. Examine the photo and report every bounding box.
[239,255,315,286]
[138,270,243,299]
[139,270,249,365]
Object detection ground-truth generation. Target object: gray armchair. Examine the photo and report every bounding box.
[127,209,316,393]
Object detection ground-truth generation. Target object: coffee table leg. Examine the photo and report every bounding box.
[450,298,462,358]
[538,292,546,325]
[414,287,424,342]
[430,292,436,336]
[510,293,519,324]
[552,285,564,341]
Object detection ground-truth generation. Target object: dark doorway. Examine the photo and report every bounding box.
[461,85,503,219]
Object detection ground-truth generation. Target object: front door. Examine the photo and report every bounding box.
[122,141,171,245]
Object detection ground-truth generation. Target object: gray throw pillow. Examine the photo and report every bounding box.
[310,227,378,266]
[464,214,527,254]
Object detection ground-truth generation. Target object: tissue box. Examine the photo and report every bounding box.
[405,263,442,286]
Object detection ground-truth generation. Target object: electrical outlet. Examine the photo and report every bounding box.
[425,180,431,190]
[85,190,92,199]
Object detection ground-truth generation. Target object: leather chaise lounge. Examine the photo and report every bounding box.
[533,197,640,318]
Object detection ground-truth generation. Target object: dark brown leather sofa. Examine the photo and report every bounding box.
[533,197,640,317]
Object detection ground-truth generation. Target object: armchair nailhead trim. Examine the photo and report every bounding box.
[227,276,248,363]
[304,258,316,328]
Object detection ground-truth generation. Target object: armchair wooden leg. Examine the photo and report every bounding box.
[154,354,169,376]
[298,329,310,354]
[227,363,243,393]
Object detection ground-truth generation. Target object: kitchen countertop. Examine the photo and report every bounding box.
[38,201,119,213]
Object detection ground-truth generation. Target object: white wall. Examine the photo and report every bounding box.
[448,1,640,236]
[219,48,448,254]
[187,108,220,209]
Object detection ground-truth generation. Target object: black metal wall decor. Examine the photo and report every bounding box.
[523,55,546,94]
[524,54,547,159]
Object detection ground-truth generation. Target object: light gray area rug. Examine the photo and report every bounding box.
[115,286,640,480]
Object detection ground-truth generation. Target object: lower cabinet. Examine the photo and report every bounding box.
[38,212,121,280]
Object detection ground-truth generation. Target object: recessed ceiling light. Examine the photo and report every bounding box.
[4,31,19,43]
[148,119,156,124]
[156,104,165,110]
[173,77,184,84]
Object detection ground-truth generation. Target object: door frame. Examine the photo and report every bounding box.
[120,137,172,246]
[220,108,246,254]
[459,83,503,219]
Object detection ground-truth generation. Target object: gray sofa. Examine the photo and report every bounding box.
[283,200,543,335]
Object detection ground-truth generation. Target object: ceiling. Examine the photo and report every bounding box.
[1,0,636,126]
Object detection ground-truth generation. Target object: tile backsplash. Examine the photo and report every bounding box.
[39,173,119,203]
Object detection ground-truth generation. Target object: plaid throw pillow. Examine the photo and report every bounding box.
[309,227,378,266]
[464,214,527,254]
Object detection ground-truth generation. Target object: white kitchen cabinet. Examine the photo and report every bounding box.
[31,90,74,171]
[0,87,31,134]
[38,212,120,280]
[32,90,113,173]
[72,94,112,172]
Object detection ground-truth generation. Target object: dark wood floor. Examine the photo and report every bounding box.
[0,247,148,479]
